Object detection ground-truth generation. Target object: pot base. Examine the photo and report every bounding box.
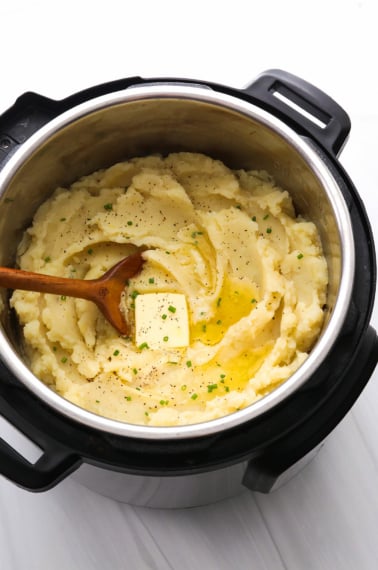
[71,443,324,508]
[71,462,248,509]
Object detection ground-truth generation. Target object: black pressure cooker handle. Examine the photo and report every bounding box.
[0,76,144,169]
[0,380,81,491]
[243,325,378,493]
[0,92,61,168]
[0,436,81,492]
[244,69,351,156]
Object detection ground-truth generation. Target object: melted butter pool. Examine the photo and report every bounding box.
[190,276,260,346]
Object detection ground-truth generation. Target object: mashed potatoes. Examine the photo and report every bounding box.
[11,153,328,426]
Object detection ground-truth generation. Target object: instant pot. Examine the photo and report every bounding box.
[0,70,377,508]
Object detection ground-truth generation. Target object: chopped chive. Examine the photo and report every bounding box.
[207,383,218,393]
[163,336,169,342]
[168,305,176,313]
[60,295,67,301]
[145,411,149,416]
[125,396,132,401]
[202,324,207,332]
[220,374,226,379]
[127,220,133,226]
[181,385,187,391]
[162,314,167,320]
[225,386,230,392]
[132,368,138,375]
[297,253,304,259]
[130,290,140,299]
[44,256,51,263]
[138,342,149,350]
[113,349,120,356]
[87,248,93,255]
[60,217,66,222]
[96,399,100,403]
[217,297,222,307]
[263,214,269,220]
[216,320,222,325]
[251,216,257,222]
[148,277,155,284]
[61,357,68,363]
[266,227,272,234]
[191,393,198,400]
[104,203,113,210]
[251,298,257,303]
[186,360,192,368]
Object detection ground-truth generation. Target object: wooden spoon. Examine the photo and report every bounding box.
[0,249,145,336]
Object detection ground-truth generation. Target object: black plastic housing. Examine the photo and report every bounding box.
[0,70,376,492]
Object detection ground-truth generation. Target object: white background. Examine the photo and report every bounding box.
[0,1,377,568]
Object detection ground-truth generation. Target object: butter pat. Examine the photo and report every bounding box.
[135,293,189,349]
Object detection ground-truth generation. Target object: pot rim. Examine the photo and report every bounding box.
[0,83,355,440]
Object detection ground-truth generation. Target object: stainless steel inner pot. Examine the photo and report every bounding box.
[0,84,355,440]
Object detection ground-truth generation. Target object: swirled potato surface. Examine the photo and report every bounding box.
[11,153,328,426]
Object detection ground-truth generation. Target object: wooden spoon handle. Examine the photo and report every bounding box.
[0,250,144,335]
[0,267,96,301]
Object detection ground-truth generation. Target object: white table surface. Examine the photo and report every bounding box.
[1,1,377,569]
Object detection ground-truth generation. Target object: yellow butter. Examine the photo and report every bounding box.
[135,293,189,349]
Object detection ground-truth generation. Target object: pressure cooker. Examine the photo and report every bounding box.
[0,70,376,508]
